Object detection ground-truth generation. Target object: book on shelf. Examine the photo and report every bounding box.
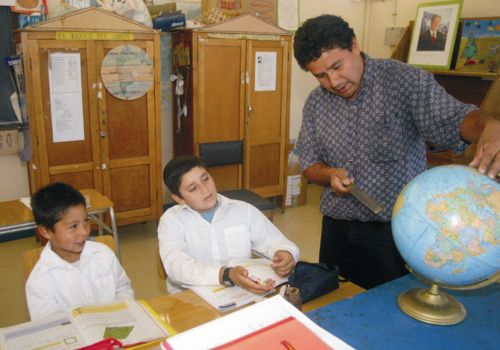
[189,258,288,312]
[0,299,176,350]
[161,295,353,350]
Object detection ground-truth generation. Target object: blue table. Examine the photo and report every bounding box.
[307,275,499,349]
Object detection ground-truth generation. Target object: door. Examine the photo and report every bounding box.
[95,40,160,224]
[246,38,290,197]
[26,37,102,191]
[195,35,246,190]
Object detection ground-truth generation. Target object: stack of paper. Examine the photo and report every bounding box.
[161,295,353,350]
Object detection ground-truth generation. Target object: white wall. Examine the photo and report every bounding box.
[1,0,498,201]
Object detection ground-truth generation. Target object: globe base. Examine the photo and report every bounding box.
[398,284,466,325]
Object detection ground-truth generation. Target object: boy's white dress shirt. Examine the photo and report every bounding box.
[158,194,300,293]
[26,240,135,320]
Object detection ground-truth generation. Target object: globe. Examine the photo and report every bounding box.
[391,164,500,324]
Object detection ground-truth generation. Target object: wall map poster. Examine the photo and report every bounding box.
[101,45,154,100]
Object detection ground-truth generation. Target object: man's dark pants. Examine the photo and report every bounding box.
[320,216,408,289]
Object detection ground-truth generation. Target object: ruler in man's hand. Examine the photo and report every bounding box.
[346,184,385,215]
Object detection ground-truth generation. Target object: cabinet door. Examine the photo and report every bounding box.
[195,36,246,189]
[26,38,102,191]
[246,39,290,197]
[95,41,160,224]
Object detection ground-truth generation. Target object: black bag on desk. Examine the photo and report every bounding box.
[288,261,339,304]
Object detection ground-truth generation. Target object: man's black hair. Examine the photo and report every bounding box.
[163,155,207,197]
[31,182,86,231]
[294,15,356,70]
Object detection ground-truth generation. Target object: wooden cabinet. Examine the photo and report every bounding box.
[20,8,163,225]
[392,21,500,166]
[172,15,291,199]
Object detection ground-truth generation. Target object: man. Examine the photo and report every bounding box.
[293,15,500,289]
[417,14,446,51]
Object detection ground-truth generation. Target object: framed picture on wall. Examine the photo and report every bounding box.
[455,18,500,73]
[407,0,463,70]
[11,0,47,15]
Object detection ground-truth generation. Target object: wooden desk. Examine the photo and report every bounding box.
[0,189,121,259]
[146,281,365,333]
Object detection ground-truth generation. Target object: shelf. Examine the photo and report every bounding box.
[428,70,497,79]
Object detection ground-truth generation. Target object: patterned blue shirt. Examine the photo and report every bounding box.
[297,54,477,222]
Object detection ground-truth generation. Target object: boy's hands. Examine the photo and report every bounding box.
[230,266,275,294]
[271,250,295,277]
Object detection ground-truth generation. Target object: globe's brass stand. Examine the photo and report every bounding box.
[398,270,500,326]
[398,284,466,325]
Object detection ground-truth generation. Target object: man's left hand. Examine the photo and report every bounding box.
[271,250,295,277]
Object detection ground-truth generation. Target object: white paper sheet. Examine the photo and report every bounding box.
[254,51,277,92]
[48,52,85,143]
[278,0,299,31]
[162,295,354,350]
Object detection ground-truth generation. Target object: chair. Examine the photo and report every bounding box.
[198,140,276,220]
[157,246,167,280]
[22,235,117,281]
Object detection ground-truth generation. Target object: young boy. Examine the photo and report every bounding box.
[158,156,300,294]
[26,182,135,320]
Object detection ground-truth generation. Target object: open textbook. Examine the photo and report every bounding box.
[189,258,288,312]
[161,295,353,350]
[0,299,175,350]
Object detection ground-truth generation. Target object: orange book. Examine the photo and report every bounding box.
[211,316,333,350]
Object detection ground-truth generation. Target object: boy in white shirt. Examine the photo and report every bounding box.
[158,155,300,294]
[26,182,135,320]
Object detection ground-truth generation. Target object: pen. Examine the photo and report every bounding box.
[280,340,296,350]
[218,302,237,310]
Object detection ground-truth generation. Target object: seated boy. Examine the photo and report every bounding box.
[158,155,300,294]
[26,182,135,320]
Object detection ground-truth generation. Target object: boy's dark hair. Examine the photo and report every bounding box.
[163,155,207,197]
[293,15,355,71]
[31,182,86,231]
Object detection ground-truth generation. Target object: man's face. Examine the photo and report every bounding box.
[40,204,90,263]
[430,16,441,31]
[305,39,364,99]
[173,166,218,212]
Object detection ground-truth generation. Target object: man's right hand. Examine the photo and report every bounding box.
[329,168,354,195]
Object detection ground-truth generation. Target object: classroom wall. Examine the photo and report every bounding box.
[1,0,498,201]
[289,0,500,139]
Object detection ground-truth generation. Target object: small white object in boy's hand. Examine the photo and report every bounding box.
[248,274,275,287]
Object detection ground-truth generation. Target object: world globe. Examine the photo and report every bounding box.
[391,164,499,325]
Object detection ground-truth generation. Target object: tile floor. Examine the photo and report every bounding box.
[0,184,324,327]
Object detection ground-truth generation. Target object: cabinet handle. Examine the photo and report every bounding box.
[101,163,107,170]
[100,131,106,138]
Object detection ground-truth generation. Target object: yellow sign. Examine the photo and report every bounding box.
[55,32,134,41]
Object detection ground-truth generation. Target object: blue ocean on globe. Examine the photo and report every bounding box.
[392,165,499,286]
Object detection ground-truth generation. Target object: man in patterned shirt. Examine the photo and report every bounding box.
[293,15,500,289]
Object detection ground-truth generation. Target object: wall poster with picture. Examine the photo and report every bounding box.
[407,0,463,70]
[455,18,500,73]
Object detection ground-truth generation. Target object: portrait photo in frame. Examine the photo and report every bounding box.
[407,0,463,70]
[455,18,500,73]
